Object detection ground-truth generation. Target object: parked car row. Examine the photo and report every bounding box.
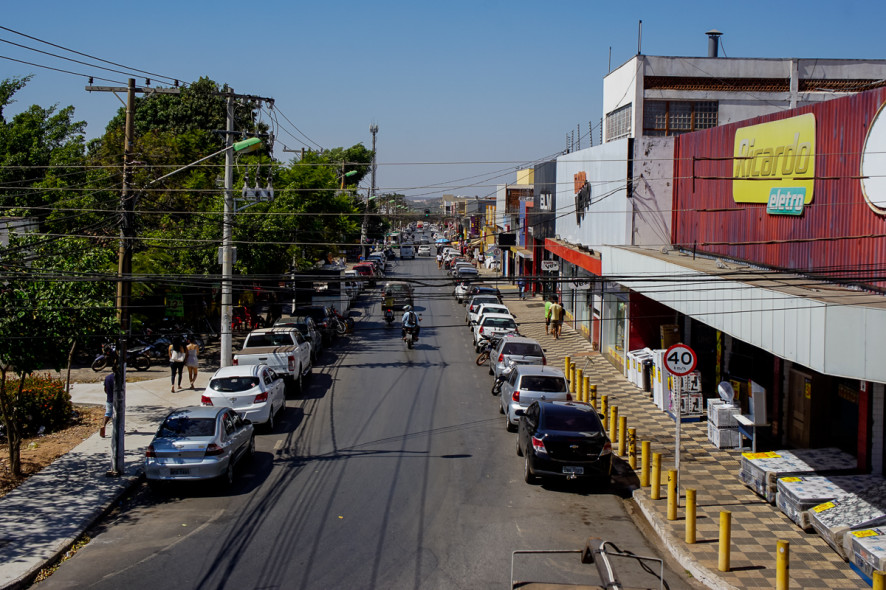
[443,262,614,488]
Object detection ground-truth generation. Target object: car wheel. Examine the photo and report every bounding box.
[265,406,275,433]
[505,413,516,432]
[516,435,523,456]
[499,403,504,414]
[147,479,165,493]
[247,435,256,459]
[295,370,304,395]
[222,461,235,487]
[523,455,537,484]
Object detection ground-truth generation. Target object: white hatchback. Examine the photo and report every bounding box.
[472,312,519,351]
[201,365,287,432]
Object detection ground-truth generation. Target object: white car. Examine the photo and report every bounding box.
[467,302,512,326]
[472,312,519,351]
[417,245,432,256]
[201,365,287,431]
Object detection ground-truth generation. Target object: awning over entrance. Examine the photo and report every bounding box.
[545,238,601,275]
[511,246,533,259]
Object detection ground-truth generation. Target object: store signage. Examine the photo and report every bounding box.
[861,101,886,215]
[766,187,806,215]
[539,192,552,211]
[541,260,559,272]
[733,113,815,210]
[573,281,591,289]
[574,171,591,225]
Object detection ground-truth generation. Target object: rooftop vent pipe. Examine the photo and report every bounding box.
[707,29,722,57]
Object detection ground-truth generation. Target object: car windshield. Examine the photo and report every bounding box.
[502,343,543,356]
[482,306,508,315]
[483,318,516,329]
[157,415,217,438]
[471,297,499,308]
[245,333,293,347]
[210,377,260,392]
[544,408,604,432]
[520,376,567,392]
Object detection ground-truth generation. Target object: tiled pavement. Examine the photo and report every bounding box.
[479,271,866,589]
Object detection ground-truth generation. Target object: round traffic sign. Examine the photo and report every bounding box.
[664,344,697,377]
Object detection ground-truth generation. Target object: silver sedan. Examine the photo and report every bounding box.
[144,406,255,487]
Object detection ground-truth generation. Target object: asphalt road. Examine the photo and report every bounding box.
[37,255,700,590]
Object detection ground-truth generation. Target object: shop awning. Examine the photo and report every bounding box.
[511,246,534,260]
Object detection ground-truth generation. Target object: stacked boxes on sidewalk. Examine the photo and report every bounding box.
[706,399,741,449]
[847,527,886,584]
[776,474,883,530]
[809,487,886,559]
[627,348,654,393]
[739,448,857,504]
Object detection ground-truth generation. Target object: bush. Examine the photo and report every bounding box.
[11,374,73,436]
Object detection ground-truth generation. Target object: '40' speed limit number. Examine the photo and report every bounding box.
[664,344,697,377]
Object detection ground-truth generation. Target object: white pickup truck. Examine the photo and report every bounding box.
[233,327,313,393]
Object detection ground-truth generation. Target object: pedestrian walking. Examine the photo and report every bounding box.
[100,372,114,438]
[549,297,564,339]
[168,335,186,392]
[544,297,553,335]
[185,336,200,389]
[436,252,443,269]
[517,277,526,300]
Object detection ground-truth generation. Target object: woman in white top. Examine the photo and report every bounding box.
[168,336,187,392]
[185,336,200,389]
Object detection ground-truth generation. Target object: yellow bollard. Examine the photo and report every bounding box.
[667,470,678,520]
[618,416,627,457]
[609,406,618,440]
[640,441,650,486]
[874,571,886,590]
[564,356,571,377]
[651,453,662,500]
[601,395,608,424]
[685,489,696,544]
[575,368,583,400]
[590,384,598,407]
[718,511,731,572]
[628,428,637,469]
[776,539,789,590]
[583,376,590,404]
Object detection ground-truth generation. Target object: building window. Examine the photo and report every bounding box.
[605,104,632,142]
[643,101,718,136]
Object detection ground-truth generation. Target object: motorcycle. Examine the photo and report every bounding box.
[91,343,151,372]
[491,359,517,396]
[403,325,419,349]
[383,308,394,327]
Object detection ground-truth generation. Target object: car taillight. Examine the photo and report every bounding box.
[288,355,295,372]
[205,443,224,456]
[531,436,547,454]
[498,353,504,363]
[479,327,485,335]
[254,391,268,403]
[201,395,213,406]
[542,357,547,365]
[145,444,156,457]
[601,441,613,455]
[511,390,520,402]
[232,358,239,366]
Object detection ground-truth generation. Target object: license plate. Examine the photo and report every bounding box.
[562,466,584,475]
[170,468,190,476]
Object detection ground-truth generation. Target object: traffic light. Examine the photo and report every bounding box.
[424,209,430,217]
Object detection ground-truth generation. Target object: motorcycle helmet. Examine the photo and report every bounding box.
[404,305,412,311]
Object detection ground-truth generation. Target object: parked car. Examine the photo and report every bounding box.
[465,295,504,319]
[233,327,312,392]
[145,406,255,487]
[453,268,479,285]
[465,285,502,302]
[351,263,377,287]
[400,244,416,259]
[274,315,324,362]
[343,269,365,292]
[454,279,478,303]
[467,302,511,326]
[201,364,287,430]
[499,365,571,432]
[489,336,545,380]
[417,244,432,256]
[472,312,519,351]
[296,305,339,345]
[516,401,612,485]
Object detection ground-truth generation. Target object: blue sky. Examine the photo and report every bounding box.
[2,0,883,202]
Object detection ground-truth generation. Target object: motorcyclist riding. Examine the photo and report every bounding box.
[401,305,420,340]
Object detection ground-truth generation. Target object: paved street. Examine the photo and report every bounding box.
[35,256,696,590]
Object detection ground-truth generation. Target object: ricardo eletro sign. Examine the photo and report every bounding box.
[732,113,815,216]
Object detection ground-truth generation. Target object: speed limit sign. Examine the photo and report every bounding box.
[664,343,697,376]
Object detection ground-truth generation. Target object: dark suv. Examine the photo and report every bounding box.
[295,306,337,345]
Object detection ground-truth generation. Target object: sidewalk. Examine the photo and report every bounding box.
[489,277,865,589]
[0,376,203,590]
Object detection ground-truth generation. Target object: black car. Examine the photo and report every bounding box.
[516,401,612,485]
[467,285,502,302]
[295,306,337,345]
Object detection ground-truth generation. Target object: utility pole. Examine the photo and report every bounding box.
[363,123,378,259]
[220,91,235,368]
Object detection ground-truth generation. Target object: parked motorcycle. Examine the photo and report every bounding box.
[91,343,151,372]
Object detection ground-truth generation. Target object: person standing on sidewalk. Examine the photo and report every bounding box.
[100,372,114,438]
[185,336,200,389]
[549,297,564,339]
[517,277,526,300]
[544,297,553,335]
[168,336,186,392]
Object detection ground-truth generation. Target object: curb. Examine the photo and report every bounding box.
[632,489,739,590]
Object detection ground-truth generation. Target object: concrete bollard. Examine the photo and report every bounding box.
[576,368,583,401]
[685,489,696,544]
[609,406,618,441]
[651,453,662,500]
[618,416,627,457]
[640,441,650,486]
[628,428,637,469]
[601,395,608,424]
[718,511,731,572]
[874,571,886,590]
[776,539,789,590]
[667,470,678,520]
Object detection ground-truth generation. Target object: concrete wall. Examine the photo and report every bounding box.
[631,136,674,247]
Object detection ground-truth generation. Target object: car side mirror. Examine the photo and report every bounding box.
[598,413,606,420]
